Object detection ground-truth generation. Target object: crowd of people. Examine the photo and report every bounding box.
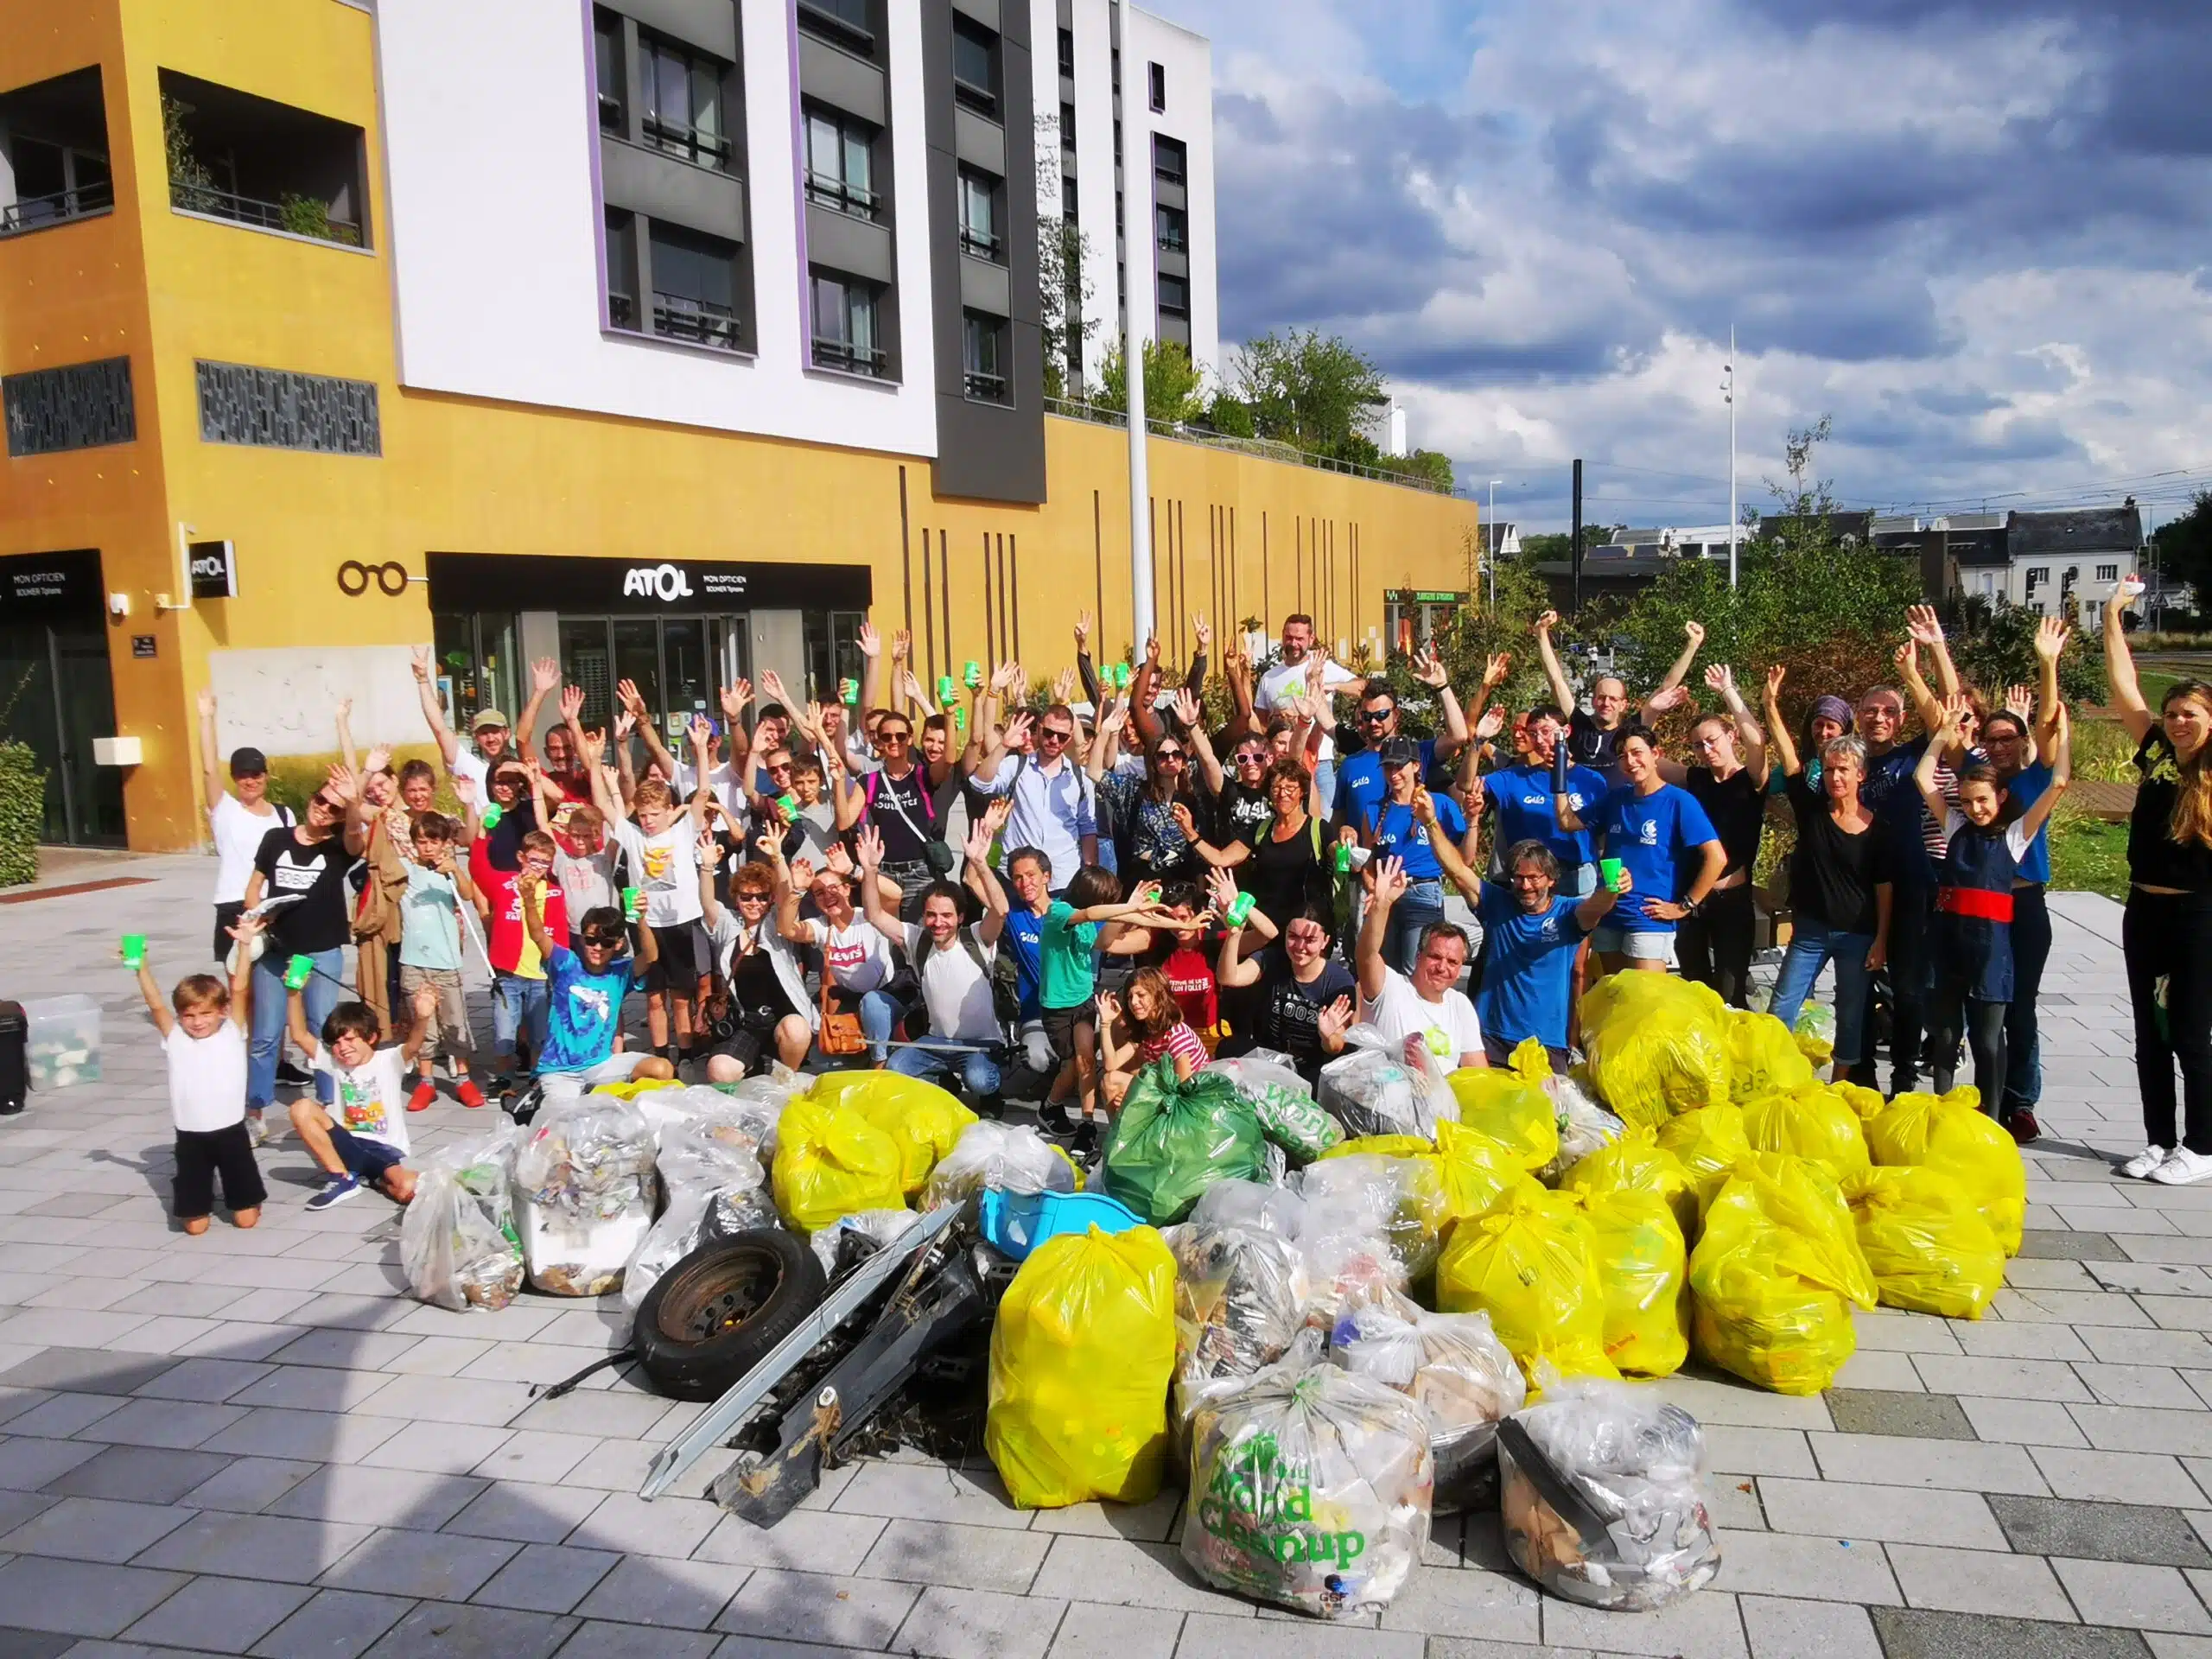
[142,585,2212,1230]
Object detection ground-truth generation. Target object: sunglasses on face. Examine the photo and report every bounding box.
[734,892,771,904]
[309,795,340,813]
[1156,748,1185,762]
[1039,728,1073,743]
[767,762,793,773]
[880,729,912,743]
[1357,709,1394,724]
[582,930,626,948]
[1236,751,1267,766]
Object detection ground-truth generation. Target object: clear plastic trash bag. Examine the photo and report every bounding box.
[920,1120,1080,1211]
[1329,1285,1524,1512]
[1172,1221,1313,1423]
[400,1125,524,1313]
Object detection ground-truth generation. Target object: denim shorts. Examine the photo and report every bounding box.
[1588,925,1673,961]
[326,1125,407,1185]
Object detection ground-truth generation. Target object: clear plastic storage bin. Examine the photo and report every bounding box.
[24,995,101,1090]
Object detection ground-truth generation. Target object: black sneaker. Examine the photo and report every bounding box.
[275,1060,312,1087]
[1070,1118,1100,1158]
[1038,1101,1074,1135]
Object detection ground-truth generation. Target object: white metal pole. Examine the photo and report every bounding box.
[1726,325,1738,589]
[1486,478,1501,613]
[1118,0,1154,649]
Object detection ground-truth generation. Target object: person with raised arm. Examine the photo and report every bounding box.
[198,687,296,964]
[968,702,1097,899]
[1209,867,1357,1084]
[1537,612,1703,776]
[1675,663,1771,1008]
[696,828,813,1079]
[1554,728,1725,979]
[1357,854,1486,1071]
[521,861,674,1103]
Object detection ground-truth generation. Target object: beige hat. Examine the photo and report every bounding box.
[471,708,510,732]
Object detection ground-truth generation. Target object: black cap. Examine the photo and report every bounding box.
[229,747,269,778]
[1378,737,1422,768]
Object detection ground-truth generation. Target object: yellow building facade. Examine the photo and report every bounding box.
[0,0,1478,853]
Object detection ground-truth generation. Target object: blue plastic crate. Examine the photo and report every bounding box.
[976,1187,1145,1260]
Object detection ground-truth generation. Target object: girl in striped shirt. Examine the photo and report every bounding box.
[1098,967,1209,1107]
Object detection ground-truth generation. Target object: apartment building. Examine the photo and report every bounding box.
[0,0,1473,852]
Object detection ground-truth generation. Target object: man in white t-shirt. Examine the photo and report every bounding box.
[1253,612,1365,804]
[857,818,1008,1112]
[1356,855,1486,1071]
[199,690,295,963]
[412,646,556,801]
[285,983,433,1210]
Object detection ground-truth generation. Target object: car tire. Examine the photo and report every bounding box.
[631,1230,829,1402]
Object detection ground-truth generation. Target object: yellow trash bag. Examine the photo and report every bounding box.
[1446,1066,1560,1173]
[986,1224,1177,1509]
[1436,1187,1617,1387]
[806,1071,979,1199]
[1688,1154,1878,1395]
[1866,1087,2026,1255]
[1580,974,1734,1128]
[1843,1166,2005,1320]
[1433,1119,1524,1225]
[1559,1125,1698,1241]
[1832,1080,1887,1122]
[593,1077,684,1100]
[1742,1087,1872,1181]
[1729,1010,1817,1103]
[1579,1186,1690,1377]
[1320,1134,1437,1161]
[770,1095,906,1234]
[1656,1104,1751,1213]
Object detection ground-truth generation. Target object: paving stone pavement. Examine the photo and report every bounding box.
[0,863,2206,1657]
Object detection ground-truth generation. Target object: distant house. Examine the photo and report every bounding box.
[2003,504,2140,628]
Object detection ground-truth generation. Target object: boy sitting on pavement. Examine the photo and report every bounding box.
[133,916,270,1236]
[287,979,435,1210]
[521,874,678,1103]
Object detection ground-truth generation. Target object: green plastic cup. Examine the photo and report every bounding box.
[1334,843,1353,873]
[839,677,858,704]
[1224,892,1255,927]
[776,791,798,816]
[953,706,967,731]
[937,675,957,703]
[963,659,982,689]
[480,803,504,830]
[621,886,641,921]
[1599,857,1624,892]
[283,954,315,991]
[120,933,146,969]
[1111,663,1131,690]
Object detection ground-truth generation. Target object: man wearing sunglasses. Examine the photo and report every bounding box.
[1329,645,1470,841]
[971,705,1098,899]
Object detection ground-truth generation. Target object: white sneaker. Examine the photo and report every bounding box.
[2122,1145,2169,1179]
[2152,1147,2212,1186]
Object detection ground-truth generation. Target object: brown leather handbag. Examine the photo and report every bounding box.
[818,976,868,1057]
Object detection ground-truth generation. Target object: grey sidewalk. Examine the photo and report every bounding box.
[0,860,2207,1658]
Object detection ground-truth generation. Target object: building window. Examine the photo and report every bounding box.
[952,17,999,117]
[963,311,1008,403]
[2097,563,2120,582]
[1155,202,1185,253]
[804,107,877,219]
[639,33,733,170]
[649,221,744,350]
[798,0,873,51]
[594,9,624,132]
[811,270,884,376]
[1060,100,1077,155]
[1158,274,1189,318]
[958,168,1001,259]
[159,69,368,247]
[0,67,113,239]
[605,207,639,329]
[1058,26,1075,78]
[1148,61,1166,113]
[1154,134,1186,187]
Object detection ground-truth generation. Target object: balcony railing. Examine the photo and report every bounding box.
[642,113,734,170]
[652,293,742,350]
[0,179,114,237]
[812,336,887,377]
[598,91,624,132]
[964,369,1008,403]
[953,75,997,118]
[804,171,878,219]
[1042,395,1454,494]
[958,224,1001,259]
[169,179,361,246]
[797,0,874,51]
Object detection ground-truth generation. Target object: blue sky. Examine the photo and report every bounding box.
[1143,0,2212,534]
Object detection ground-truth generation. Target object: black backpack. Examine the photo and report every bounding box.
[911,925,1023,1036]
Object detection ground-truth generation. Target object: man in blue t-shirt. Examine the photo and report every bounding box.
[999,845,1055,1074]
[1481,707,1606,894]
[1559,731,1726,978]
[1358,739,1475,975]
[522,890,677,1102]
[1330,659,1469,837]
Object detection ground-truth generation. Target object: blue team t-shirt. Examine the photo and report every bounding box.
[1363,793,1466,882]
[539,947,639,1073]
[2005,761,2054,886]
[1001,903,1046,1020]
[1475,886,1586,1050]
[1592,782,1719,934]
[1334,739,1437,830]
[1862,737,1934,885]
[1483,762,1605,872]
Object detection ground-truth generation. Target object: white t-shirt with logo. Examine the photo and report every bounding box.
[315,1046,412,1156]
[1256,654,1360,764]
[1361,968,1484,1068]
[210,795,290,906]
[806,916,894,995]
[636,821,703,927]
[165,1022,249,1135]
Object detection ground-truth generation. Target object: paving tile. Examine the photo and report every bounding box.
[1916,1353,2097,1402]
[1027,1535,1256,1616]
[2056,1559,2212,1633]
[442,1482,609,1545]
[2088,1263,2212,1296]
[574,1556,746,1630]
[2075,1406,2212,1459]
[1824,1389,1977,1440]
[2034,1448,2212,1509]
[0,1435,105,1491]
[270,1464,487,1532]
[1174,1610,1424,1656]
[1704,1427,1815,1478]
[0,1630,82,1659]
[117,1574,315,1652]
[1887,1541,2079,1621]
[1372,1565,1539,1641]
[1650,1374,1830,1431]
[177,1456,319,1514]
[1715,1529,1899,1604]
[691,1510,885,1576]
[1738,1593,1884,1659]
[565,1493,722,1560]
[509,1389,674,1441]
[137,1511,375,1584]
[2010,1260,2104,1291]
[1758,1477,2006,1548]
[62,1396,246,1451]
[2077,1364,2209,1410]
[1025,1491,1183,1543]
[1043,1602,1185,1659]
[129,1357,277,1403]
[320,1524,518,1600]
[467,1430,595,1485]
[1993,1497,2212,1567]
[470,1541,622,1614]
[1870,1607,2153,1658]
[2000,1290,2154,1327]
[556,1622,722,1658]
[1961,1320,2098,1360]
[1810,1432,2052,1494]
[713,1568,921,1648]
[857,1517,1052,1594]
[360,1600,576,1659]
[344,1371,533,1427]
[365,1420,512,1478]
[1538,1588,1749,1656]
[247,1587,416,1659]
[0,1495,190,1562]
[0,1557,190,1639]
[1830,1347,1927,1391]
[0,1349,178,1397]
[1965,1396,2094,1447]
[198,1405,404,1465]
[2147,1301,2212,1334]
[3,1394,126,1440]
[229,1364,394,1414]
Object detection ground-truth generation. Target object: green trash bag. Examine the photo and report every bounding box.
[1100,1060,1269,1225]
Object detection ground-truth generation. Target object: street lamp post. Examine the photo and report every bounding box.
[1486,478,1502,613]
[1117,0,1154,648]
[1724,325,1738,590]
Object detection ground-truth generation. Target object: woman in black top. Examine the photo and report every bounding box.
[2104,594,2212,1183]
[1671,664,1770,1007]
[1764,728,1891,1081]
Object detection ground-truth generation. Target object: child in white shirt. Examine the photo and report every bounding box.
[133,918,268,1235]
[286,982,433,1211]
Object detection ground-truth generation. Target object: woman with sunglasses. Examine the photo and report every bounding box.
[240,764,368,1141]
[1089,702,1208,887]
[835,708,958,920]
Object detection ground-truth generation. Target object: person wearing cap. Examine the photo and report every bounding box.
[1327,646,1469,841]
[1353,734,1475,975]
[410,647,557,804]
[198,688,296,963]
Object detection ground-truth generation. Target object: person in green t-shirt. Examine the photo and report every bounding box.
[1035,865,1185,1154]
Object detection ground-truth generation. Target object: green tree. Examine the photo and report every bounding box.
[1037,217,1096,398]
[2152,488,2212,607]
[1227,328,1386,456]
[1096,338,1207,425]
[1942,596,2105,706]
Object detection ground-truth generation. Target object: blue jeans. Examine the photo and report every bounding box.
[889,1039,1001,1100]
[1768,918,1875,1067]
[248,947,344,1109]
[493,973,550,1065]
[856,988,902,1065]
[1384,878,1448,977]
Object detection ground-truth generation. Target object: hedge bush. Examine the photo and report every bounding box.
[0,741,44,887]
